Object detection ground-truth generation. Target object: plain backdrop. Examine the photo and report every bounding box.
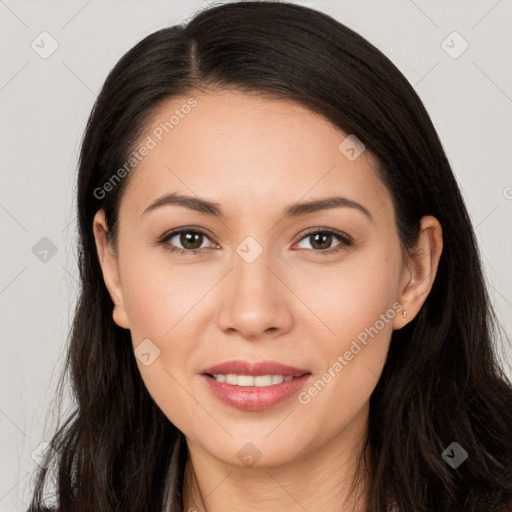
[1,1,511,510]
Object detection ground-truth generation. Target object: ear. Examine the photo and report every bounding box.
[393,215,443,330]
[92,210,130,329]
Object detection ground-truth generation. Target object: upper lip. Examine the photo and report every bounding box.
[202,360,310,377]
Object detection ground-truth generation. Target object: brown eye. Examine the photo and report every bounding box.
[308,232,335,250]
[177,231,205,250]
[295,229,352,254]
[159,228,213,255]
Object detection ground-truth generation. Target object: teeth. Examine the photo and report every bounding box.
[271,375,284,385]
[225,374,238,385]
[255,375,273,386]
[211,374,296,387]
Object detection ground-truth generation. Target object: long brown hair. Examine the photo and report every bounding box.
[29,2,512,511]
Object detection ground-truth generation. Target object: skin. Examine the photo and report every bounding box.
[93,89,443,511]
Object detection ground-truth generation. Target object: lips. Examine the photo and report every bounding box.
[202,360,309,377]
[201,360,312,411]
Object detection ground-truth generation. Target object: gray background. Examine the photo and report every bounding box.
[1,0,511,510]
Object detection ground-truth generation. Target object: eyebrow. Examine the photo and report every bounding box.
[142,192,373,221]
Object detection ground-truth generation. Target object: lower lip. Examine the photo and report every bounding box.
[202,374,311,411]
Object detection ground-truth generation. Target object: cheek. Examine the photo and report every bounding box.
[294,246,401,418]
[117,232,402,446]
[119,243,207,342]
[302,244,402,339]
[118,253,205,433]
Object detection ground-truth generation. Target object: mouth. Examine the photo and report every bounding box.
[205,373,305,386]
[201,360,312,411]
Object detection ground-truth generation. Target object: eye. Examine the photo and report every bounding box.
[157,227,352,257]
[158,227,216,256]
[294,228,352,255]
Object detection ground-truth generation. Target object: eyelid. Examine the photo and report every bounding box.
[156,226,216,256]
[157,226,353,255]
[295,226,352,244]
[157,226,214,244]
[292,227,353,253]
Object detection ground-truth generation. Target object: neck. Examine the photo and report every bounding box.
[181,403,370,512]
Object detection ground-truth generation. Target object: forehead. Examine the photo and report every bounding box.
[120,89,391,220]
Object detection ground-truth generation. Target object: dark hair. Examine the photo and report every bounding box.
[29,1,512,511]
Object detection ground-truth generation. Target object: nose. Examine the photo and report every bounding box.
[216,244,294,341]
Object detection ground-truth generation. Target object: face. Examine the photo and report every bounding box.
[94,89,438,469]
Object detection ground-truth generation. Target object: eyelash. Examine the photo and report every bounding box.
[157,227,353,257]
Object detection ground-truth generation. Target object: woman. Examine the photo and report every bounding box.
[28,1,512,511]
